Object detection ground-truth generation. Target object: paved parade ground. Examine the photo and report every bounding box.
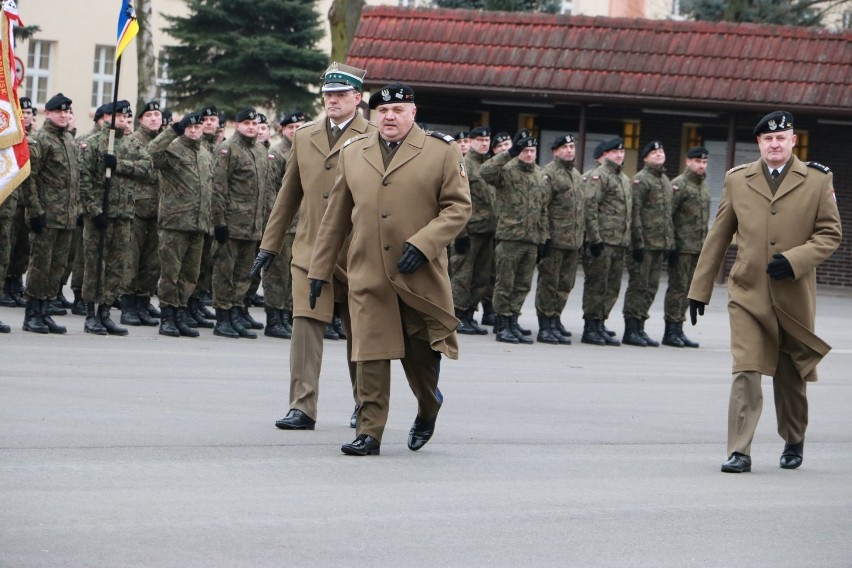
[2,280,851,567]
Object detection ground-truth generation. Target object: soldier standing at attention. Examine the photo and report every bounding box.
[79,100,156,336]
[454,131,471,156]
[148,112,213,338]
[662,146,710,348]
[210,107,268,339]
[688,111,841,474]
[581,137,631,346]
[535,135,584,345]
[622,141,674,347]
[250,63,373,431]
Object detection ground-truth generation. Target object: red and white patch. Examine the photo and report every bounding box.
[220,149,229,155]
[459,162,466,178]
[672,184,679,192]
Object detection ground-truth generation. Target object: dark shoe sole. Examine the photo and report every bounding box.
[341,444,380,456]
[721,466,751,473]
[275,421,315,430]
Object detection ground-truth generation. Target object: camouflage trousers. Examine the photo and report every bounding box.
[664,252,699,323]
[8,202,29,277]
[129,215,160,296]
[263,232,294,310]
[212,238,257,309]
[0,199,16,284]
[64,225,84,290]
[493,240,537,316]
[623,249,665,320]
[582,244,625,321]
[193,233,215,298]
[535,247,579,316]
[451,232,494,310]
[82,218,132,306]
[26,227,73,300]
[157,229,204,308]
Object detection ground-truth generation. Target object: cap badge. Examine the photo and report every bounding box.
[381,89,391,102]
[768,119,777,131]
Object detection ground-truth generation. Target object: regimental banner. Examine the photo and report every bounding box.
[0,0,29,206]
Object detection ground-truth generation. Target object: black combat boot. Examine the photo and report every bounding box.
[601,323,616,337]
[135,296,160,326]
[264,308,291,339]
[494,315,519,344]
[56,285,74,309]
[0,278,16,307]
[241,303,264,330]
[175,307,200,337]
[332,314,347,339]
[251,292,265,307]
[199,297,216,319]
[140,297,161,318]
[622,317,646,346]
[213,308,239,338]
[554,317,572,338]
[39,298,67,334]
[455,308,477,335]
[71,289,86,316]
[83,302,107,335]
[677,322,699,348]
[509,315,534,345]
[9,276,26,306]
[98,304,129,336]
[0,318,9,333]
[324,322,339,340]
[187,297,214,328]
[279,309,293,335]
[119,294,141,326]
[580,319,605,345]
[22,299,49,334]
[536,314,561,344]
[638,318,659,347]
[466,308,488,335]
[158,306,180,337]
[598,320,621,346]
[229,306,257,338]
[480,297,496,326]
[550,316,571,344]
[662,321,685,347]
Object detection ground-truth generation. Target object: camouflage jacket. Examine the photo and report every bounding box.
[148,129,213,234]
[631,164,674,251]
[212,132,268,241]
[203,132,218,155]
[462,150,497,236]
[670,168,711,254]
[23,119,80,229]
[130,126,162,218]
[267,137,298,235]
[584,159,632,247]
[542,157,584,250]
[485,155,549,244]
[79,127,155,220]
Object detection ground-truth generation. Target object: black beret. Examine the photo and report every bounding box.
[513,129,531,145]
[516,137,537,148]
[140,100,160,115]
[257,113,268,125]
[183,112,203,126]
[369,83,415,110]
[93,103,109,121]
[279,111,307,126]
[20,97,32,110]
[113,100,132,116]
[454,131,469,141]
[469,126,491,139]
[551,134,575,150]
[641,140,663,159]
[44,93,72,111]
[686,146,709,159]
[235,107,258,122]
[601,137,625,153]
[218,112,225,128]
[753,110,794,137]
[199,105,218,117]
[593,141,606,160]
[161,108,173,126]
[491,132,511,148]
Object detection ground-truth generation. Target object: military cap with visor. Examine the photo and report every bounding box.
[321,62,367,93]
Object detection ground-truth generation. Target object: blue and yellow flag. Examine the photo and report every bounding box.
[116,0,139,59]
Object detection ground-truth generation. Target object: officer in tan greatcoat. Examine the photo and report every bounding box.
[250,62,374,431]
[307,83,471,456]
[688,111,841,474]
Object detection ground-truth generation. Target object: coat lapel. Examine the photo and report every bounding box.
[744,160,773,201]
[384,125,425,179]
[308,119,330,157]
[772,157,806,202]
[359,132,385,176]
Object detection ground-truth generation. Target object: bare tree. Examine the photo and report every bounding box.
[135,0,158,117]
[328,0,365,63]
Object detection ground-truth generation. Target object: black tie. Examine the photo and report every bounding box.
[331,125,341,137]
[388,141,399,149]
[771,169,779,179]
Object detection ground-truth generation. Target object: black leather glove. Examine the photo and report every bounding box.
[689,299,705,326]
[508,138,527,158]
[102,153,117,170]
[537,239,552,263]
[308,278,326,309]
[171,114,193,136]
[632,248,645,263]
[767,253,794,280]
[92,212,109,230]
[454,235,470,255]
[397,242,427,274]
[29,213,47,234]
[589,242,604,258]
[214,225,229,243]
[249,250,274,280]
[667,249,679,268]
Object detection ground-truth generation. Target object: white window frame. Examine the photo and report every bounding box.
[24,40,53,105]
[91,45,115,109]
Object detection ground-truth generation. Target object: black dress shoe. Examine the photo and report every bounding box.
[721,452,751,473]
[780,441,804,469]
[275,409,316,430]
[350,405,360,429]
[341,434,380,456]
[408,415,437,451]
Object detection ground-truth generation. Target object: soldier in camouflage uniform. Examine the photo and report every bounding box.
[79,100,156,336]
[535,135,584,345]
[582,137,632,346]
[0,179,18,313]
[480,136,548,345]
[211,106,269,339]
[622,141,674,347]
[121,100,164,327]
[663,146,710,348]
[148,112,213,338]
[20,93,80,334]
[450,126,494,335]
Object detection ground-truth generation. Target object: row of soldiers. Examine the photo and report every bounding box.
[447,127,711,348]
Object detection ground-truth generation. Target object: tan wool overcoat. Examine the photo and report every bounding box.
[259,113,374,322]
[308,126,472,362]
[688,156,841,381]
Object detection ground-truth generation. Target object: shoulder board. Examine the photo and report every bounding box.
[426,130,454,144]
[343,133,370,148]
[296,121,315,131]
[806,161,830,173]
[726,164,748,175]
